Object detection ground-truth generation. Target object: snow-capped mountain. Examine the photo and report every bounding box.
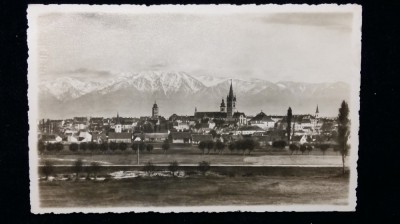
[38,71,351,118]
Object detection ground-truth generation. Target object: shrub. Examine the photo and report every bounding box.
[100,142,108,152]
[143,161,156,176]
[272,140,287,149]
[109,142,118,151]
[162,140,170,154]
[46,143,55,152]
[42,160,54,180]
[118,142,128,151]
[80,142,88,151]
[198,141,207,154]
[168,161,179,177]
[319,144,330,155]
[300,145,307,154]
[88,142,98,151]
[198,161,210,176]
[289,144,299,154]
[69,143,79,152]
[228,142,236,153]
[146,144,154,153]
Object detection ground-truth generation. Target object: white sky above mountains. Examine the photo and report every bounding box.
[38,10,357,84]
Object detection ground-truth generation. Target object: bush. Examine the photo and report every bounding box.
[38,140,45,154]
[118,142,128,151]
[215,140,225,154]
[162,140,170,154]
[88,142,98,151]
[168,161,179,177]
[69,143,79,152]
[198,141,207,154]
[80,142,88,151]
[46,143,55,152]
[42,160,54,180]
[228,142,236,153]
[54,142,64,152]
[109,142,118,151]
[198,161,210,176]
[319,144,330,155]
[305,144,313,154]
[146,144,154,153]
[143,161,156,176]
[300,145,307,154]
[289,144,299,154]
[100,142,108,152]
[272,140,287,149]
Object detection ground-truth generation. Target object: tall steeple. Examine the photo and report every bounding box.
[115,112,122,133]
[226,79,236,119]
[152,101,159,118]
[315,105,319,119]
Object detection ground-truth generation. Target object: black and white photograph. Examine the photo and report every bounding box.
[27,4,361,213]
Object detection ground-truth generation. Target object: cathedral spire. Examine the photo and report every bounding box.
[229,79,234,98]
[316,105,319,114]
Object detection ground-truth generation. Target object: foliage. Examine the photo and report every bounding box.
[42,160,54,180]
[46,143,55,152]
[168,161,179,177]
[287,107,292,142]
[118,142,128,151]
[88,142,98,151]
[69,143,79,152]
[38,140,45,154]
[88,162,101,180]
[100,142,108,152]
[289,143,299,154]
[337,100,350,174]
[198,161,210,176]
[198,141,207,154]
[161,140,170,153]
[54,142,64,152]
[228,142,236,153]
[143,161,156,176]
[305,144,313,154]
[272,140,287,149]
[72,159,84,180]
[132,143,139,152]
[146,144,154,153]
[209,130,218,138]
[318,144,330,155]
[215,140,225,154]
[80,142,88,151]
[206,140,214,154]
[299,145,307,154]
[109,142,118,151]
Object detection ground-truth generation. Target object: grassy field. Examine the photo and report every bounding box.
[39,174,349,207]
[39,146,347,166]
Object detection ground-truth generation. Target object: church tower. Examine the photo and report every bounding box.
[315,105,319,119]
[115,112,122,133]
[226,80,236,119]
[152,101,159,118]
[220,98,226,112]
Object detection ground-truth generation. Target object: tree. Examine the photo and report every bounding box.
[100,142,108,152]
[299,145,307,154]
[337,100,350,174]
[72,159,84,181]
[118,142,128,151]
[162,140,170,154]
[146,144,154,153]
[80,142,88,151]
[209,129,217,138]
[198,141,207,154]
[272,140,287,149]
[168,161,179,177]
[132,143,139,152]
[319,144,330,156]
[38,140,45,154]
[289,143,299,155]
[109,142,118,151]
[198,161,210,176]
[139,142,146,152]
[228,142,236,154]
[244,139,257,155]
[206,140,214,154]
[42,160,54,180]
[46,143,55,152]
[89,162,101,180]
[143,161,155,176]
[286,107,292,142]
[215,140,225,154]
[69,143,79,152]
[305,144,313,154]
[88,142,98,152]
[54,142,64,152]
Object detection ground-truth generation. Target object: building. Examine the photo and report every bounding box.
[152,101,159,118]
[108,132,132,143]
[191,134,213,144]
[249,112,276,130]
[170,132,192,144]
[144,133,169,142]
[194,80,245,123]
[236,125,265,135]
[114,113,122,133]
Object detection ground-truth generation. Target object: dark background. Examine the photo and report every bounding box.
[1,0,399,223]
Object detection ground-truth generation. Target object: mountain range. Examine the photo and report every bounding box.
[38,71,351,119]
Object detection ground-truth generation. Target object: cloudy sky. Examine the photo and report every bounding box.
[38,10,357,83]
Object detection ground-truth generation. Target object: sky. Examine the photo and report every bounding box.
[38,10,357,83]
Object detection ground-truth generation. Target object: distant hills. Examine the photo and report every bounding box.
[38,71,350,119]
